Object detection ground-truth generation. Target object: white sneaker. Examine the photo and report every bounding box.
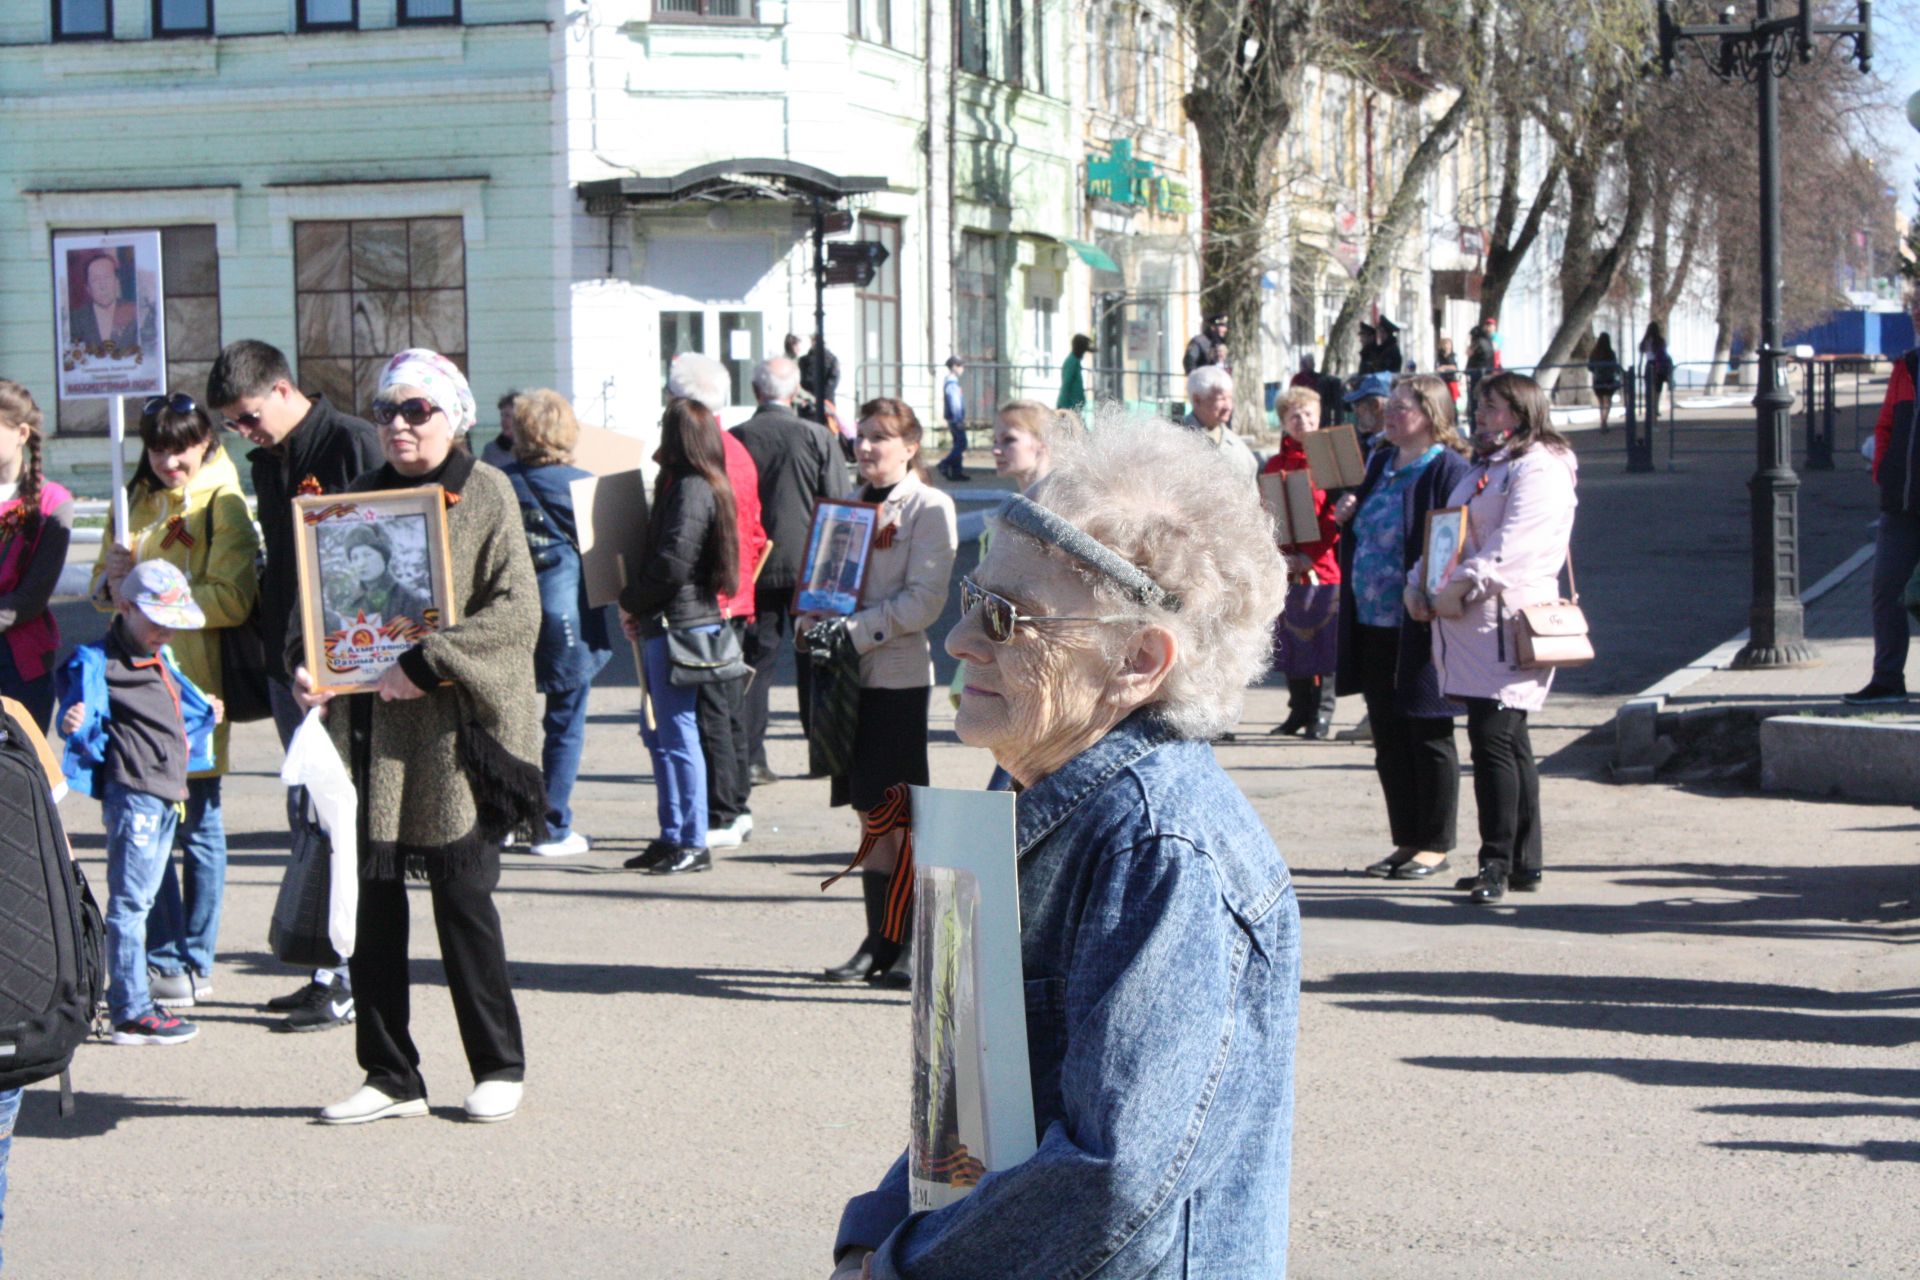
[706,822,745,849]
[464,1079,522,1123]
[319,1085,428,1126]
[734,813,754,841]
[529,831,590,858]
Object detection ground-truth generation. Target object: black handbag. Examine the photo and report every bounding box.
[208,497,274,724]
[665,624,751,687]
[267,800,345,969]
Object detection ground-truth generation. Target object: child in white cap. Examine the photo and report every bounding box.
[55,560,219,1045]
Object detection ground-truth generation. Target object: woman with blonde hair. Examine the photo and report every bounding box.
[1332,373,1472,880]
[499,389,613,858]
[0,381,74,730]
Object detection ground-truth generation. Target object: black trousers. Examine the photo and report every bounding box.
[1463,698,1543,876]
[352,847,524,1102]
[743,586,812,770]
[1354,624,1459,852]
[695,618,753,827]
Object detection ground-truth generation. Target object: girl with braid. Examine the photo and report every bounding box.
[0,380,75,731]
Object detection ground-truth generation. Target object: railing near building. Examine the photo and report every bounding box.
[853,361,1190,427]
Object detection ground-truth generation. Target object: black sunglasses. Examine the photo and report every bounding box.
[221,409,263,433]
[371,397,441,428]
[959,576,1138,644]
[143,393,197,420]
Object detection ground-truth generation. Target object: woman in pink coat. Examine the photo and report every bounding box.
[1408,372,1577,904]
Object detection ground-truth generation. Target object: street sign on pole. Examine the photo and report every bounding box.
[823,240,889,288]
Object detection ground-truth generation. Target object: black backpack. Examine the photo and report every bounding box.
[0,706,105,1115]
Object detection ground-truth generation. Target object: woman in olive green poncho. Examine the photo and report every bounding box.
[292,348,544,1129]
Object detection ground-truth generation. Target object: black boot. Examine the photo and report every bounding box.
[870,897,913,989]
[821,872,898,983]
[1306,679,1337,740]
[1271,678,1314,736]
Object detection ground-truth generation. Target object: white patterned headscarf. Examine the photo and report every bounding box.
[380,348,477,437]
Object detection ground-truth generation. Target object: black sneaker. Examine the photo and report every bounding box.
[275,983,355,1033]
[623,838,674,871]
[265,979,326,1012]
[1842,681,1909,706]
[1467,863,1509,905]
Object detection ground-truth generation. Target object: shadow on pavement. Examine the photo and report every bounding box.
[1706,1139,1920,1163]
[19,1090,314,1138]
[1401,1055,1920,1097]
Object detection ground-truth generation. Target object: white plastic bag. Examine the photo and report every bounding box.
[279,707,358,959]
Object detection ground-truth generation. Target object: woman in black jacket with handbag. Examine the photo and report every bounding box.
[619,398,739,875]
[1332,373,1473,881]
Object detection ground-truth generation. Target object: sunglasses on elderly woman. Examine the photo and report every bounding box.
[959,576,1139,645]
[143,393,197,420]
[371,397,441,428]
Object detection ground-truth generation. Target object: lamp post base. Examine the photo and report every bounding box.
[1729,639,1821,670]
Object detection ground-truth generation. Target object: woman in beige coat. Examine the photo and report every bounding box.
[806,397,957,986]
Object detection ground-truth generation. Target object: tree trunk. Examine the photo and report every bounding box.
[1535,159,1652,391]
[1481,107,1560,323]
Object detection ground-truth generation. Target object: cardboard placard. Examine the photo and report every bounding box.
[567,423,651,609]
[1302,424,1368,490]
[1258,469,1321,549]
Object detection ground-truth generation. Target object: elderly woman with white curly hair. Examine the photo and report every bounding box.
[830,417,1300,1280]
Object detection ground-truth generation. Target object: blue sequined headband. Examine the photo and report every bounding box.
[997,494,1182,613]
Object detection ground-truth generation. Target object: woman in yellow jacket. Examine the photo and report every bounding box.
[91,392,260,1006]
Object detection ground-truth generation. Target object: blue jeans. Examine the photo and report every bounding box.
[542,684,592,840]
[641,632,708,847]
[0,642,52,734]
[0,1085,18,1269]
[103,781,180,1024]
[941,423,968,470]
[146,776,225,978]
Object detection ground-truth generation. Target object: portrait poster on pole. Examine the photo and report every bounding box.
[907,785,1035,1213]
[52,230,166,402]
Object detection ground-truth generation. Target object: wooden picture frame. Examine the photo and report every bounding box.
[794,497,881,616]
[1258,469,1321,550]
[1301,423,1368,490]
[1423,506,1469,595]
[293,487,457,694]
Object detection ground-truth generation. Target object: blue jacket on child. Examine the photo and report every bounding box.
[53,640,216,799]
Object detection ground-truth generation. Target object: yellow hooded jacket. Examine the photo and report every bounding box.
[90,444,260,776]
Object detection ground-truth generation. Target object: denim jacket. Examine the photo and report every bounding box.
[835,710,1300,1278]
[500,460,613,693]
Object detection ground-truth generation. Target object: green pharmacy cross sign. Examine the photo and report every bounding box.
[1086,140,1193,215]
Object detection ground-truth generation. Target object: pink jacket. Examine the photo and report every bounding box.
[1427,445,1578,711]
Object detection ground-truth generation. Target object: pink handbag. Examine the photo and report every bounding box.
[1513,551,1592,669]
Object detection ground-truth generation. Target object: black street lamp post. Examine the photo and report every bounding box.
[1657,0,1870,669]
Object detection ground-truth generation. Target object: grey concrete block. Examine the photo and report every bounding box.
[1760,715,1920,804]
[1613,696,1665,778]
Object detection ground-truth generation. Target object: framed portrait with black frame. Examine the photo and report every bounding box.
[293,488,457,694]
[794,497,881,616]
[1423,506,1469,595]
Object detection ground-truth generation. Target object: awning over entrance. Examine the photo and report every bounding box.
[577,159,890,212]
[1062,237,1121,273]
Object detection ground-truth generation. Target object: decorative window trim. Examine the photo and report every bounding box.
[152,0,213,37]
[266,177,488,249]
[52,0,114,41]
[296,0,357,32]
[24,185,239,252]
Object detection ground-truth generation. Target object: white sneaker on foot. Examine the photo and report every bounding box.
[706,822,745,849]
[530,831,590,858]
[319,1085,428,1126]
[464,1079,522,1123]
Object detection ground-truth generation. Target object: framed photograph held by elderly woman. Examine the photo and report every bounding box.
[794,497,880,616]
[1423,505,1468,595]
[293,488,456,694]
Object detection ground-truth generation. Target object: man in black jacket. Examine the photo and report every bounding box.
[207,339,382,1033]
[732,357,850,782]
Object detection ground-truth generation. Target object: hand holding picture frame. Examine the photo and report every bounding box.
[1423,506,1468,595]
[794,498,880,617]
[293,488,457,694]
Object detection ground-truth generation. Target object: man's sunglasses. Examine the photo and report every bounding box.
[143,393,197,420]
[371,397,441,428]
[959,576,1138,645]
[221,410,264,433]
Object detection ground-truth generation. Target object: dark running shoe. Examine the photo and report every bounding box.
[112,1007,199,1046]
[265,979,326,1012]
[1842,682,1909,706]
[276,984,355,1033]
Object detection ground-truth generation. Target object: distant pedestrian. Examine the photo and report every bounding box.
[1180,365,1259,479]
[1057,333,1092,412]
[732,356,851,784]
[479,389,518,469]
[1435,337,1462,402]
[800,334,840,427]
[1375,317,1404,375]
[938,356,970,481]
[1466,322,1498,406]
[1848,287,1920,706]
[665,354,767,853]
[1588,333,1622,433]
[1639,322,1673,424]
[57,560,218,1048]
[498,389,613,859]
[1182,313,1230,373]
[207,337,380,1033]
[0,381,74,732]
[1416,371,1578,905]
[1265,387,1342,740]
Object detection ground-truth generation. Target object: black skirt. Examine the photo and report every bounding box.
[831,686,931,811]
